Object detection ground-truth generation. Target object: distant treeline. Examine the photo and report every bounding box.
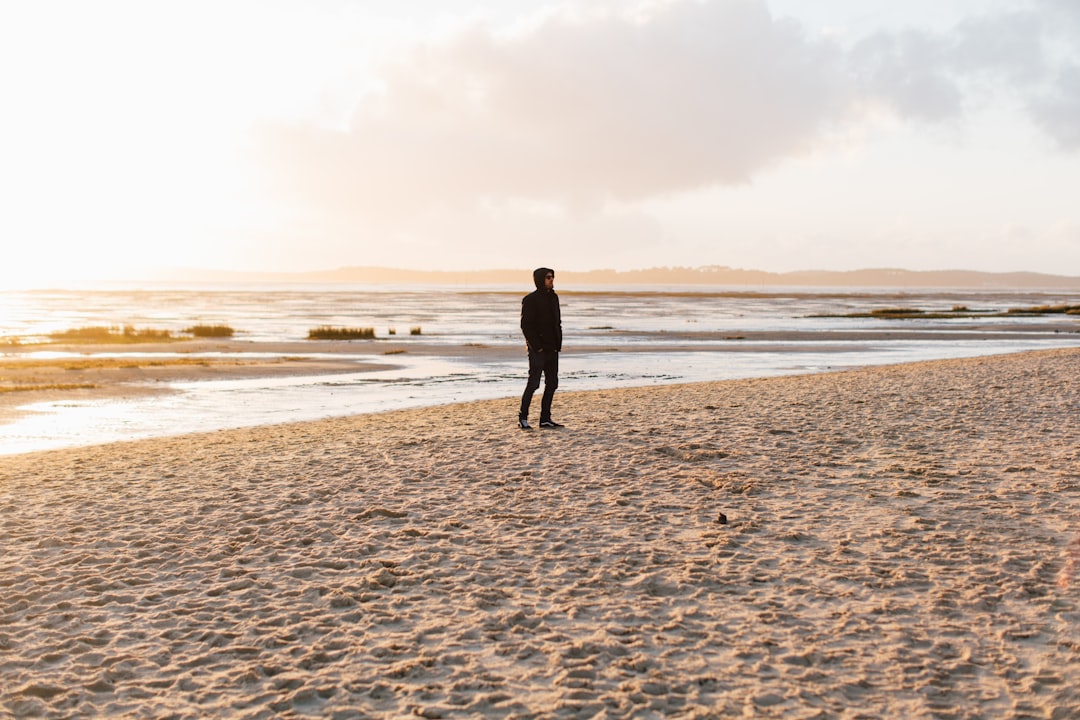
[161,266,1080,289]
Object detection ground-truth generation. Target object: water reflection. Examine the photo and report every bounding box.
[2,338,1072,455]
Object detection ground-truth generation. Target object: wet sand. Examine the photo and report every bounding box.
[0,339,431,424]
[4,320,1077,425]
[1,348,1078,718]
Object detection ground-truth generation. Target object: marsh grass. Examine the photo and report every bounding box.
[48,325,179,343]
[44,323,240,344]
[410,326,422,335]
[307,326,376,340]
[812,303,1080,319]
[871,308,925,318]
[813,308,960,319]
[0,383,98,393]
[1006,304,1080,315]
[0,358,228,371]
[184,324,235,338]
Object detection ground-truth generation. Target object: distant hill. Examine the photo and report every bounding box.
[158,265,1080,289]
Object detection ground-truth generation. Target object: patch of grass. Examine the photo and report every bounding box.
[870,307,925,318]
[812,306,990,319]
[1006,304,1080,315]
[410,326,422,336]
[383,349,407,355]
[184,324,235,338]
[48,325,179,343]
[0,358,235,371]
[0,383,98,393]
[307,326,376,340]
[813,303,1080,319]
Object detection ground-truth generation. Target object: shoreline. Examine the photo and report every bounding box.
[2,348,1077,717]
[3,323,1077,430]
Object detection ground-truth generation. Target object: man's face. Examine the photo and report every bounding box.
[545,272,554,290]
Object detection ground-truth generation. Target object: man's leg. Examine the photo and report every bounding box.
[539,351,559,422]
[519,350,544,421]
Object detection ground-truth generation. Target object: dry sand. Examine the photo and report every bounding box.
[1,349,1078,719]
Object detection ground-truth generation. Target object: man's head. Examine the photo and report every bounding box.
[533,267,555,291]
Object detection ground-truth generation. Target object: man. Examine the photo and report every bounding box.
[519,267,563,429]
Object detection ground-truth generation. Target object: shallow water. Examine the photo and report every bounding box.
[2,284,1078,454]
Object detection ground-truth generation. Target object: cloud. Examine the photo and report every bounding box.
[850,2,1080,149]
[259,0,1080,226]
[1026,0,1080,148]
[850,9,1047,118]
[849,29,965,121]
[260,0,849,219]
[1036,0,1080,26]
[1028,62,1080,147]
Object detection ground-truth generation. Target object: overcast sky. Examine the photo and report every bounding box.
[1,0,1078,286]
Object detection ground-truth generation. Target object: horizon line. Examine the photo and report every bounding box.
[7,264,1080,291]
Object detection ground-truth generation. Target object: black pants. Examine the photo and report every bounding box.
[520,349,558,421]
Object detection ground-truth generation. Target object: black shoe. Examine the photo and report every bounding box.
[539,419,564,428]
[518,417,532,430]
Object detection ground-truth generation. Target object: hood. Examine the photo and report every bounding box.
[533,267,554,290]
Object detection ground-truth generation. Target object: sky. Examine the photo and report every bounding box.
[1,0,1078,287]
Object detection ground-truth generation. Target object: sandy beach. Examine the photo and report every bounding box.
[2,348,1078,718]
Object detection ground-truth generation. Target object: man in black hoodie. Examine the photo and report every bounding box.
[518,267,563,429]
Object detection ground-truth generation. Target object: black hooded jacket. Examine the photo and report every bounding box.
[521,267,562,352]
